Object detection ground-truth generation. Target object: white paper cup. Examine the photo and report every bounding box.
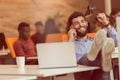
[16,57,25,68]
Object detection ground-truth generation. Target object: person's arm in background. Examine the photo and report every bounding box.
[97,13,118,47]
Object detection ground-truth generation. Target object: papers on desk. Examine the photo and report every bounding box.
[112,47,119,58]
[115,47,118,53]
[0,49,10,55]
[0,52,8,56]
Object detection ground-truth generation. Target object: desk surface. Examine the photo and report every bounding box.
[0,65,99,77]
[0,75,36,80]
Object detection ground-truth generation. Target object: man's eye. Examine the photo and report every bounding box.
[74,22,79,25]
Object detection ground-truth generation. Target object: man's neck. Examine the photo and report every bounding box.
[77,35,88,41]
[19,36,29,41]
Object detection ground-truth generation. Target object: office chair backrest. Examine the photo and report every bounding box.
[46,33,65,43]
[45,33,96,43]
[87,33,96,38]
[5,38,17,58]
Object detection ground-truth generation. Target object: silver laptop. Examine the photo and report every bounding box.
[36,42,77,69]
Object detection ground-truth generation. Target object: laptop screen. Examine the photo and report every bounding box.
[37,42,77,69]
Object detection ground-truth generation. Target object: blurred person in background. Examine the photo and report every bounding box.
[31,21,46,44]
[14,22,37,64]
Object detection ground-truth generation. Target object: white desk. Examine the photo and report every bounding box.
[0,65,99,77]
[0,75,37,80]
[0,48,118,79]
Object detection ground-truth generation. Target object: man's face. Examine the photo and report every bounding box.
[36,25,44,34]
[19,27,30,40]
[72,16,88,37]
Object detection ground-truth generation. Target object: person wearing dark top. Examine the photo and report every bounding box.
[31,21,45,44]
[14,22,37,64]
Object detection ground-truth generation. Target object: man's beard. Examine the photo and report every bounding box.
[76,29,88,37]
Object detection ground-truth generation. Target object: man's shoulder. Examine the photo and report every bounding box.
[14,39,22,46]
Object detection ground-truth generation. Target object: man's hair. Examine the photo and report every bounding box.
[18,22,30,31]
[35,21,43,26]
[66,11,85,33]
[111,8,120,16]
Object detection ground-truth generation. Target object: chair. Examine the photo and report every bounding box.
[61,34,68,41]
[45,33,96,43]
[5,38,17,58]
[5,38,37,60]
[45,33,67,43]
